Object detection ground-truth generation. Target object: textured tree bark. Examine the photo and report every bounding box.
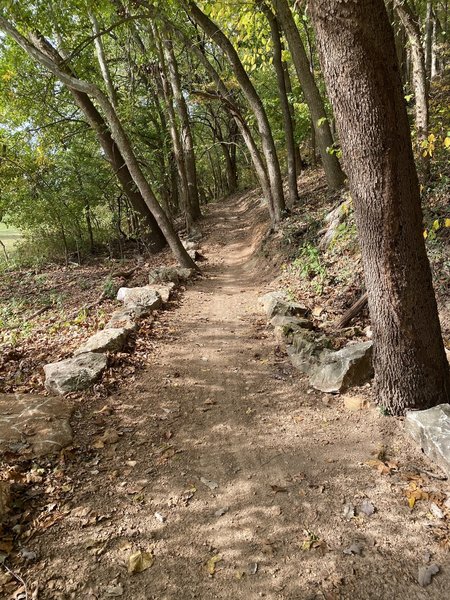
[187,0,286,222]
[309,0,450,414]
[273,0,345,191]
[31,33,167,251]
[163,35,201,219]
[394,0,430,180]
[260,2,299,207]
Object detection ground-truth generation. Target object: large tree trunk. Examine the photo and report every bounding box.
[260,2,299,207]
[394,0,430,181]
[32,34,167,251]
[309,0,450,415]
[0,22,197,269]
[187,0,286,222]
[273,0,345,191]
[162,34,202,219]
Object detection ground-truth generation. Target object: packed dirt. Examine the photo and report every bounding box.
[2,191,450,599]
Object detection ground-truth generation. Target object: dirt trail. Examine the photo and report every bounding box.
[29,193,449,599]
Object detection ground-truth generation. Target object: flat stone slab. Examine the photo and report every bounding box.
[287,329,332,375]
[74,327,128,356]
[259,291,309,320]
[0,393,72,456]
[310,341,373,393]
[146,283,175,304]
[148,266,194,285]
[405,404,450,478]
[116,286,162,313]
[44,352,107,395]
[105,307,137,334]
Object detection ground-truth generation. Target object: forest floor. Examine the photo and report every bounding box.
[1,188,450,600]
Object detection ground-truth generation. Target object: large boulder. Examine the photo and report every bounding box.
[0,393,72,455]
[287,329,332,375]
[148,266,194,285]
[259,291,309,320]
[405,404,450,478]
[310,341,373,393]
[116,286,162,312]
[44,352,107,395]
[74,327,128,356]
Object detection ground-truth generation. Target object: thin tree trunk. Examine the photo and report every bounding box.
[162,34,201,219]
[260,2,298,207]
[89,11,119,108]
[0,22,197,269]
[153,25,194,233]
[187,0,286,222]
[273,0,345,191]
[309,0,450,415]
[425,1,433,82]
[394,0,430,181]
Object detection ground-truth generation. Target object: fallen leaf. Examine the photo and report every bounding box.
[128,550,154,574]
[343,504,355,520]
[105,582,124,597]
[206,554,222,576]
[430,503,444,519]
[418,563,439,587]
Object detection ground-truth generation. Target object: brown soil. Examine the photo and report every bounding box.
[2,191,450,599]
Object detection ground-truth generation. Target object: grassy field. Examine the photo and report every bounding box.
[0,223,22,258]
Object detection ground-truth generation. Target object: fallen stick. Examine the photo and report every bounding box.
[335,292,368,329]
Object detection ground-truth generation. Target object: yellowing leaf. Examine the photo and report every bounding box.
[128,550,154,574]
[423,230,428,239]
[432,219,440,231]
[408,496,416,509]
[206,554,222,576]
[428,133,436,142]
[445,218,450,227]
[444,137,450,148]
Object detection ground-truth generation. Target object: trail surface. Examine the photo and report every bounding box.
[30,193,449,599]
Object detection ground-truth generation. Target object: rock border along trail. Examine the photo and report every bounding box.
[25,193,450,599]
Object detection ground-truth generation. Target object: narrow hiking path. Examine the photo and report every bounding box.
[27,193,449,599]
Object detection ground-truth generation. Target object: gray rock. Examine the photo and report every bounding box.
[116,286,162,312]
[287,329,332,375]
[105,307,137,334]
[74,327,128,356]
[146,282,175,304]
[270,315,315,343]
[148,266,194,285]
[182,240,199,251]
[310,341,373,393]
[44,352,107,395]
[0,393,72,456]
[259,291,309,319]
[405,404,450,478]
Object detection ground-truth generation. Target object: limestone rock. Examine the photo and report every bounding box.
[105,307,137,334]
[405,404,450,478]
[182,240,200,251]
[310,341,373,393]
[146,282,175,304]
[44,352,107,395]
[270,315,315,343]
[287,329,332,375]
[74,327,128,356]
[0,393,72,456]
[116,286,162,312]
[148,266,194,285]
[259,291,309,320]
